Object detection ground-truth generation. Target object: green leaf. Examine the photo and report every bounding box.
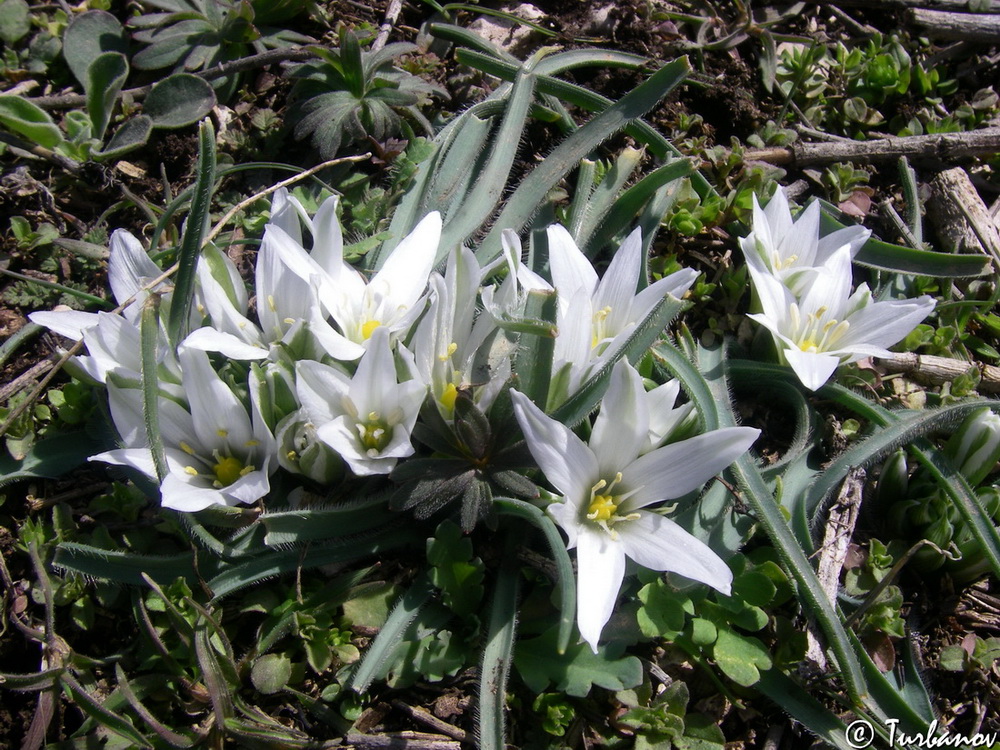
[86,52,128,141]
[98,115,153,160]
[348,575,434,693]
[251,654,293,695]
[514,628,643,697]
[261,495,396,546]
[0,95,64,150]
[756,670,853,750]
[711,626,772,687]
[52,543,198,586]
[637,580,688,639]
[144,74,217,129]
[0,668,65,691]
[478,57,692,262]
[62,10,128,90]
[0,432,94,488]
[166,119,215,345]
[479,543,520,750]
[139,296,168,483]
[342,582,399,631]
[62,672,152,748]
[0,0,30,45]
[513,288,558,408]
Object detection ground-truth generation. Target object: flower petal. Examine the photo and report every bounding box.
[547,224,597,300]
[590,359,647,476]
[620,426,759,510]
[621,513,732,595]
[575,526,626,652]
[510,389,598,505]
[783,348,841,391]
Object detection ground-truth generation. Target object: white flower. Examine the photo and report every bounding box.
[747,249,935,391]
[511,359,760,652]
[741,187,870,296]
[412,246,508,418]
[544,225,697,402]
[92,347,275,512]
[264,197,442,356]
[30,230,171,382]
[296,327,427,476]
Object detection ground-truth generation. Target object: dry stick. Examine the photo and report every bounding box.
[0,153,370,441]
[28,47,318,110]
[909,8,1000,41]
[345,733,462,750]
[743,127,1000,166]
[389,701,469,743]
[824,0,1000,10]
[876,352,1000,392]
[372,0,404,53]
[804,467,865,672]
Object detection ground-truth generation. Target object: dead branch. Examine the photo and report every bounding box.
[824,0,1000,11]
[909,8,1000,41]
[927,167,1000,268]
[805,467,865,671]
[743,128,1000,166]
[346,732,462,750]
[876,352,1000,392]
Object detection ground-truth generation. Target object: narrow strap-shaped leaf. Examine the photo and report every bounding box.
[572,147,643,252]
[818,381,1000,582]
[62,672,152,748]
[453,50,716,200]
[0,668,65,691]
[478,535,520,750]
[166,119,216,345]
[756,670,853,750]
[347,574,434,694]
[477,58,692,263]
[193,619,234,724]
[512,289,558,407]
[206,528,411,599]
[819,209,989,278]
[565,158,599,240]
[52,542,198,586]
[551,295,689,425]
[584,158,694,257]
[495,497,574,654]
[139,295,168,483]
[436,56,539,262]
[114,664,194,748]
[262,497,396,546]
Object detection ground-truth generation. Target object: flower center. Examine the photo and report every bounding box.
[440,383,459,413]
[358,411,390,456]
[212,455,254,487]
[585,473,640,538]
[789,304,851,354]
[591,306,613,350]
[361,319,381,340]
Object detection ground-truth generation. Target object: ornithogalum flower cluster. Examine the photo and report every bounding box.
[32,186,761,652]
[741,187,935,391]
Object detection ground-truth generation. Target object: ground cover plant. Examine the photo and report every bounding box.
[2,1,1000,748]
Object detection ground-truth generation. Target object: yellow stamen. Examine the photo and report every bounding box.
[440,383,459,412]
[180,442,196,455]
[216,428,229,438]
[587,494,618,521]
[361,320,381,340]
[184,466,199,476]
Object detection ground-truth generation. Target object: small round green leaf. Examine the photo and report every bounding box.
[0,0,30,45]
[712,627,772,687]
[63,10,127,90]
[250,653,292,695]
[144,74,217,129]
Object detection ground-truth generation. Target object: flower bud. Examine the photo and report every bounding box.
[276,410,343,485]
[945,407,1000,486]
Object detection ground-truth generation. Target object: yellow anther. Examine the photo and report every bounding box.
[286,450,299,461]
[361,319,381,339]
[179,442,196,455]
[587,494,618,521]
[268,295,277,312]
[184,466,199,476]
[239,465,255,477]
[245,439,260,447]
[216,428,229,438]
[440,383,459,412]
